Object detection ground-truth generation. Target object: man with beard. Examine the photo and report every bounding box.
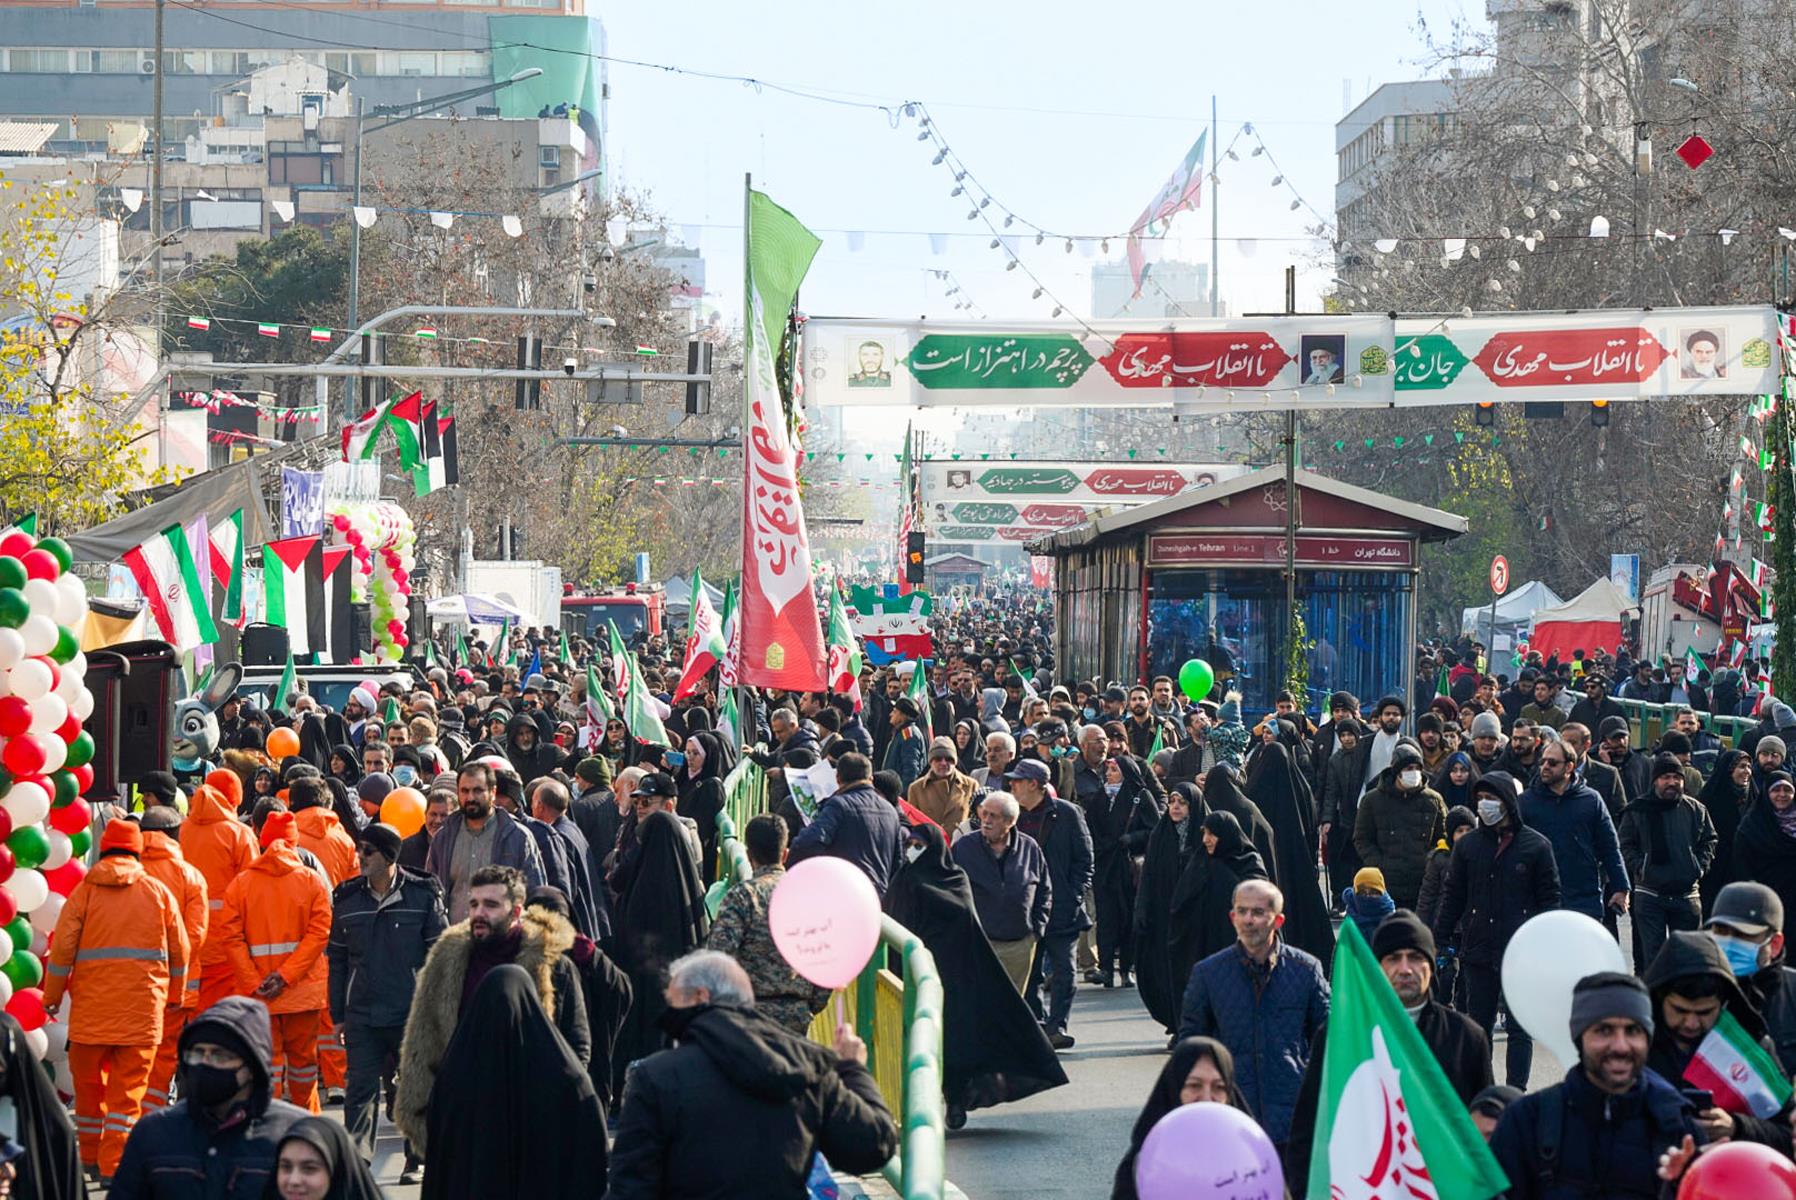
[504,712,562,785]
[343,686,375,750]
[1521,743,1628,925]
[1125,686,1178,761]
[1490,973,1703,1198]
[1494,717,1541,779]
[1598,715,1653,806]
[424,763,545,922]
[1359,696,1406,795]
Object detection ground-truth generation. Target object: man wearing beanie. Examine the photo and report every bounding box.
[1490,971,1702,1198]
[1286,909,1491,1184]
[1466,710,1505,773]
[44,818,190,1184]
[908,736,976,836]
[1754,734,1789,805]
[137,807,210,1117]
[1617,755,1717,965]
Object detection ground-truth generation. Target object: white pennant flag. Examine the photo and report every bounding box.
[120,188,144,214]
[501,214,523,238]
[429,211,454,229]
[353,206,377,229]
[271,200,295,222]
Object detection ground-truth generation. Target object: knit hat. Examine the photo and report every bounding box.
[356,773,394,807]
[137,770,181,805]
[893,696,922,720]
[1327,691,1359,713]
[1469,712,1501,740]
[1416,711,1443,736]
[1445,805,1476,837]
[99,818,143,858]
[358,822,402,863]
[1217,694,1242,725]
[1569,971,1653,1045]
[1651,753,1685,782]
[1761,735,1788,758]
[928,737,957,762]
[140,806,183,835]
[1599,715,1631,742]
[574,755,613,787]
[260,809,298,850]
[1353,867,1387,896]
[1658,731,1692,756]
[348,686,377,715]
[1371,909,1437,962]
[1390,742,1424,772]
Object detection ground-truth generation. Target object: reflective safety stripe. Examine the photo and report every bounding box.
[47,963,69,976]
[249,942,300,956]
[73,947,168,963]
[207,900,224,910]
[168,964,186,977]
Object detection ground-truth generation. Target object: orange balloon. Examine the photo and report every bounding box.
[266,727,301,759]
[379,787,427,838]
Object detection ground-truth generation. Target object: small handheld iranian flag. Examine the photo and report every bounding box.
[672,569,727,702]
[825,585,863,711]
[1684,1010,1794,1118]
[905,655,934,741]
[1307,919,1508,1200]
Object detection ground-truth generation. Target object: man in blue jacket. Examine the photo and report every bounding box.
[789,752,902,898]
[1177,878,1330,1151]
[1006,759,1093,1050]
[1520,743,1630,924]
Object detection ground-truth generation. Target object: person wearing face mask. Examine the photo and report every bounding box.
[110,997,309,1197]
[1617,755,1717,966]
[1706,882,1796,1075]
[1438,769,1561,1082]
[1352,742,1446,912]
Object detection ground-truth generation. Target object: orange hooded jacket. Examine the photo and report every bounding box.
[141,831,209,1009]
[217,831,332,1015]
[43,856,189,1045]
[179,775,258,969]
[293,805,359,887]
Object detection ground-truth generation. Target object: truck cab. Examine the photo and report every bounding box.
[561,584,666,644]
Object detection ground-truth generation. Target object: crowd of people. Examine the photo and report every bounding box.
[14,584,1796,1199]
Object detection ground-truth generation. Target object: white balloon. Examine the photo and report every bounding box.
[0,630,25,672]
[20,580,56,620]
[40,831,69,871]
[27,694,64,735]
[36,736,63,774]
[0,933,15,968]
[27,893,62,938]
[22,1027,45,1062]
[39,1015,63,1060]
[68,690,92,721]
[2,782,48,828]
[17,617,54,658]
[1502,911,1627,1070]
[52,576,86,627]
[6,868,47,914]
[0,971,15,1008]
[8,660,49,701]
[54,669,81,703]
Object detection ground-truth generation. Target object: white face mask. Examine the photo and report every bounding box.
[1399,769,1423,790]
[1477,798,1506,826]
[904,843,925,864]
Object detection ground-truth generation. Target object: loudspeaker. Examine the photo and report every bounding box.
[81,640,181,804]
[239,622,289,667]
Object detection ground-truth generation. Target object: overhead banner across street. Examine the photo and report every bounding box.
[919,460,1248,544]
[803,305,1783,411]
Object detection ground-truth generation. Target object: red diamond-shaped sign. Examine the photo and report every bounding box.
[1676,134,1714,169]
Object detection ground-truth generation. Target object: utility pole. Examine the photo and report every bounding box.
[150,0,165,305]
[1210,94,1220,317]
[1282,265,1299,692]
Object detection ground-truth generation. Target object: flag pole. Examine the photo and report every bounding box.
[738,170,753,745]
[1210,93,1220,317]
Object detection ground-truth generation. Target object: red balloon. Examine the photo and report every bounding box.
[47,798,87,836]
[0,808,14,845]
[19,550,57,583]
[0,886,19,927]
[2,737,44,779]
[0,698,31,739]
[70,763,93,793]
[54,714,81,744]
[6,987,45,1032]
[0,844,17,885]
[1678,1139,1796,1200]
[0,534,31,560]
[42,859,84,898]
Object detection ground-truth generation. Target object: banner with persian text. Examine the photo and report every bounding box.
[803,306,1782,411]
[920,460,1248,545]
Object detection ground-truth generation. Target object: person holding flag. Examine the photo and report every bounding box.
[672,571,728,704]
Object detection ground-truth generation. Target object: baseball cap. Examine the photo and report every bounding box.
[1004,759,1050,785]
[636,771,679,799]
[1705,881,1784,937]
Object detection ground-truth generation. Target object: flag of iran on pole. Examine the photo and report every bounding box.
[825,585,863,711]
[123,525,219,651]
[672,569,727,702]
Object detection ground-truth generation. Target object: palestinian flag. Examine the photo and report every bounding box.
[1306,919,1508,1199]
[388,392,428,492]
[320,544,354,663]
[436,415,460,486]
[309,326,332,343]
[185,316,209,331]
[122,525,219,651]
[263,536,325,657]
[269,652,297,712]
[824,585,863,711]
[1684,1011,1793,1118]
[208,508,244,623]
[420,402,459,494]
[257,323,279,338]
[672,569,726,702]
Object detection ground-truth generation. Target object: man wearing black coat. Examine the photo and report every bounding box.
[1286,910,1491,1185]
[1007,759,1094,1050]
[1596,715,1652,806]
[1433,770,1561,1088]
[1567,673,1625,737]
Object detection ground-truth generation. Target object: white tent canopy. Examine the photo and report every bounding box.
[1460,579,1564,637]
[662,574,725,614]
[426,593,529,627]
[1530,577,1640,625]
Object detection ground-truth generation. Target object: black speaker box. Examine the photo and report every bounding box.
[81,640,180,804]
[239,623,289,667]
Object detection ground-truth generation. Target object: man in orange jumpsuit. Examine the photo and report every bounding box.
[43,818,190,1183]
[216,809,332,1113]
[178,771,257,1009]
[287,775,357,1097]
[137,806,209,1113]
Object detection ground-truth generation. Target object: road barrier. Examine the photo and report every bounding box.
[1617,698,1757,751]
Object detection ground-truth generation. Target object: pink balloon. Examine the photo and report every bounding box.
[767,857,882,989]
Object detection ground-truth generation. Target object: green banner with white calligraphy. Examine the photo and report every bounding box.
[919,459,1247,545]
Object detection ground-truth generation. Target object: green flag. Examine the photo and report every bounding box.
[424,639,438,668]
[15,514,35,537]
[490,619,509,669]
[1307,919,1508,1199]
[718,685,741,748]
[608,620,669,746]
[454,627,470,668]
[906,658,933,741]
[559,629,576,670]
[1435,664,1450,697]
[270,652,297,712]
[1148,721,1164,760]
[382,697,401,726]
[584,663,615,725]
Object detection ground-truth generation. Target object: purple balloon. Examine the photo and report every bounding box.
[1135,1102,1283,1200]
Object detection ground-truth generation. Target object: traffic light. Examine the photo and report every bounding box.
[1590,399,1610,427]
[685,340,713,416]
[1475,401,1495,427]
[905,531,926,583]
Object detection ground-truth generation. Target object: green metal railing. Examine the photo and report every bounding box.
[709,760,948,1200]
[1617,698,1758,750]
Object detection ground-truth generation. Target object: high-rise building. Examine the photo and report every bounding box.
[1089,258,1219,319]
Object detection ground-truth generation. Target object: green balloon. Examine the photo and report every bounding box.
[36,537,71,573]
[49,771,75,806]
[68,829,90,858]
[49,626,78,665]
[0,589,28,630]
[3,917,28,954]
[6,826,47,871]
[1178,658,1215,703]
[1,951,40,991]
[64,732,93,770]
[0,560,25,592]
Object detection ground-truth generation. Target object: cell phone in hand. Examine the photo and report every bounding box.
[1680,1088,1713,1110]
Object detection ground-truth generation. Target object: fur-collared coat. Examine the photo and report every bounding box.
[394,906,591,1151]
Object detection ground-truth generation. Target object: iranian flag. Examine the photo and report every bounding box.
[1684,1011,1793,1117]
[716,579,740,688]
[580,662,615,749]
[263,536,324,656]
[825,585,863,711]
[122,525,219,651]
[341,397,396,462]
[608,621,669,747]
[208,507,244,623]
[737,188,827,691]
[905,657,933,741]
[1126,130,1207,296]
[1307,920,1508,1200]
[1685,646,1705,683]
[672,569,726,702]
[257,322,279,338]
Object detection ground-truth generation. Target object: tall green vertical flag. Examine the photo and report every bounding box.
[906,659,933,741]
[1435,664,1450,697]
[1307,920,1509,1199]
[559,629,576,670]
[584,662,615,725]
[1148,722,1164,760]
[608,620,670,746]
[454,627,470,668]
[424,640,438,668]
[270,652,297,712]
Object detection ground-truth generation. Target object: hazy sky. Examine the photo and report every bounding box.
[600,1,1487,326]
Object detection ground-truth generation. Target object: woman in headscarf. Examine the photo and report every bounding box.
[1733,769,1796,923]
[323,777,369,836]
[1699,748,1752,916]
[262,1116,383,1200]
[884,822,1067,1128]
[1201,764,1279,887]
[421,965,606,1200]
[676,731,728,884]
[600,718,631,773]
[0,1010,81,1200]
[1132,782,1204,1036]
[251,764,280,803]
[609,808,710,1103]
[1243,738,1334,967]
[1090,755,1160,988]
[952,720,984,774]
[1111,1037,1249,1200]
[526,886,633,1112]
[1190,811,1268,963]
[1432,750,1477,811]
[327,743,362,790]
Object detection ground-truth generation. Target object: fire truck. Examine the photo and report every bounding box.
[560,583,667,643]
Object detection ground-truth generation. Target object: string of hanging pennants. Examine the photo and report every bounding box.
[115,188,532,238]
[176,312,666,359]
[172,390,324,424]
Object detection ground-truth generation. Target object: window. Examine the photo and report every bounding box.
[270,152,334,186]
[396,52,436,76]
[538,145,560,169]
[8,49,71,73]
[94,50,139,74]
[438,51,488,77]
